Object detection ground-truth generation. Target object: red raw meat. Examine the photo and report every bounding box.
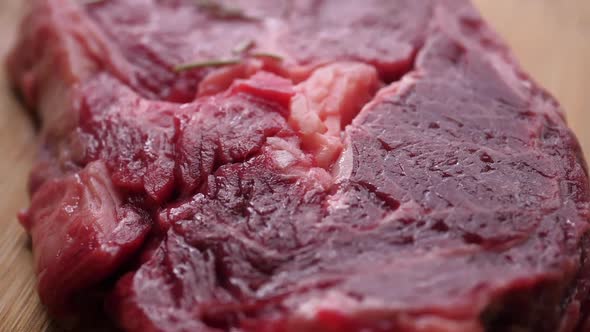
[8,0,590,331]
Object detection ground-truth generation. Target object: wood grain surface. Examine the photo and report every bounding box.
[0,1,588,331]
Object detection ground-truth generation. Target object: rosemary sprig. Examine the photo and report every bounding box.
[250,52,284,62]
[174,58,240,72]
[232,39,256,55]
[174,40,284,72]
[194,0,259,20]
[81,0,105,4]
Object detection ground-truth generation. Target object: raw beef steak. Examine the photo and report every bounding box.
[8,0,590,331]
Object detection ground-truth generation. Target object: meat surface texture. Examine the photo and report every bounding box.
[8,0,590,331]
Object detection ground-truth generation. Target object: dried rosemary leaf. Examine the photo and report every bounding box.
[232,40,256,55]
[81,0,105,4]
[173,59,241,72]
[194,0,259,20]
[250,52,284,62]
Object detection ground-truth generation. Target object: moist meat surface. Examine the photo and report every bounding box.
[8,0,590,331]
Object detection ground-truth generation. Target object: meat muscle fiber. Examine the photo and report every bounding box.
[7,0,590,331]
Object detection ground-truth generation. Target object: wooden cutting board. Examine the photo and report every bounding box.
[1,1,589,331]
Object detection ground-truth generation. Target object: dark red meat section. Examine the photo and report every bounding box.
[7,0,590,331]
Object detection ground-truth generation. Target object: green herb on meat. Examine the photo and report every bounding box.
[194,0,259,20]
[232,39,256,55]
[251,52,284,62]
[81,0,105,4]
[174,58,241,72]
